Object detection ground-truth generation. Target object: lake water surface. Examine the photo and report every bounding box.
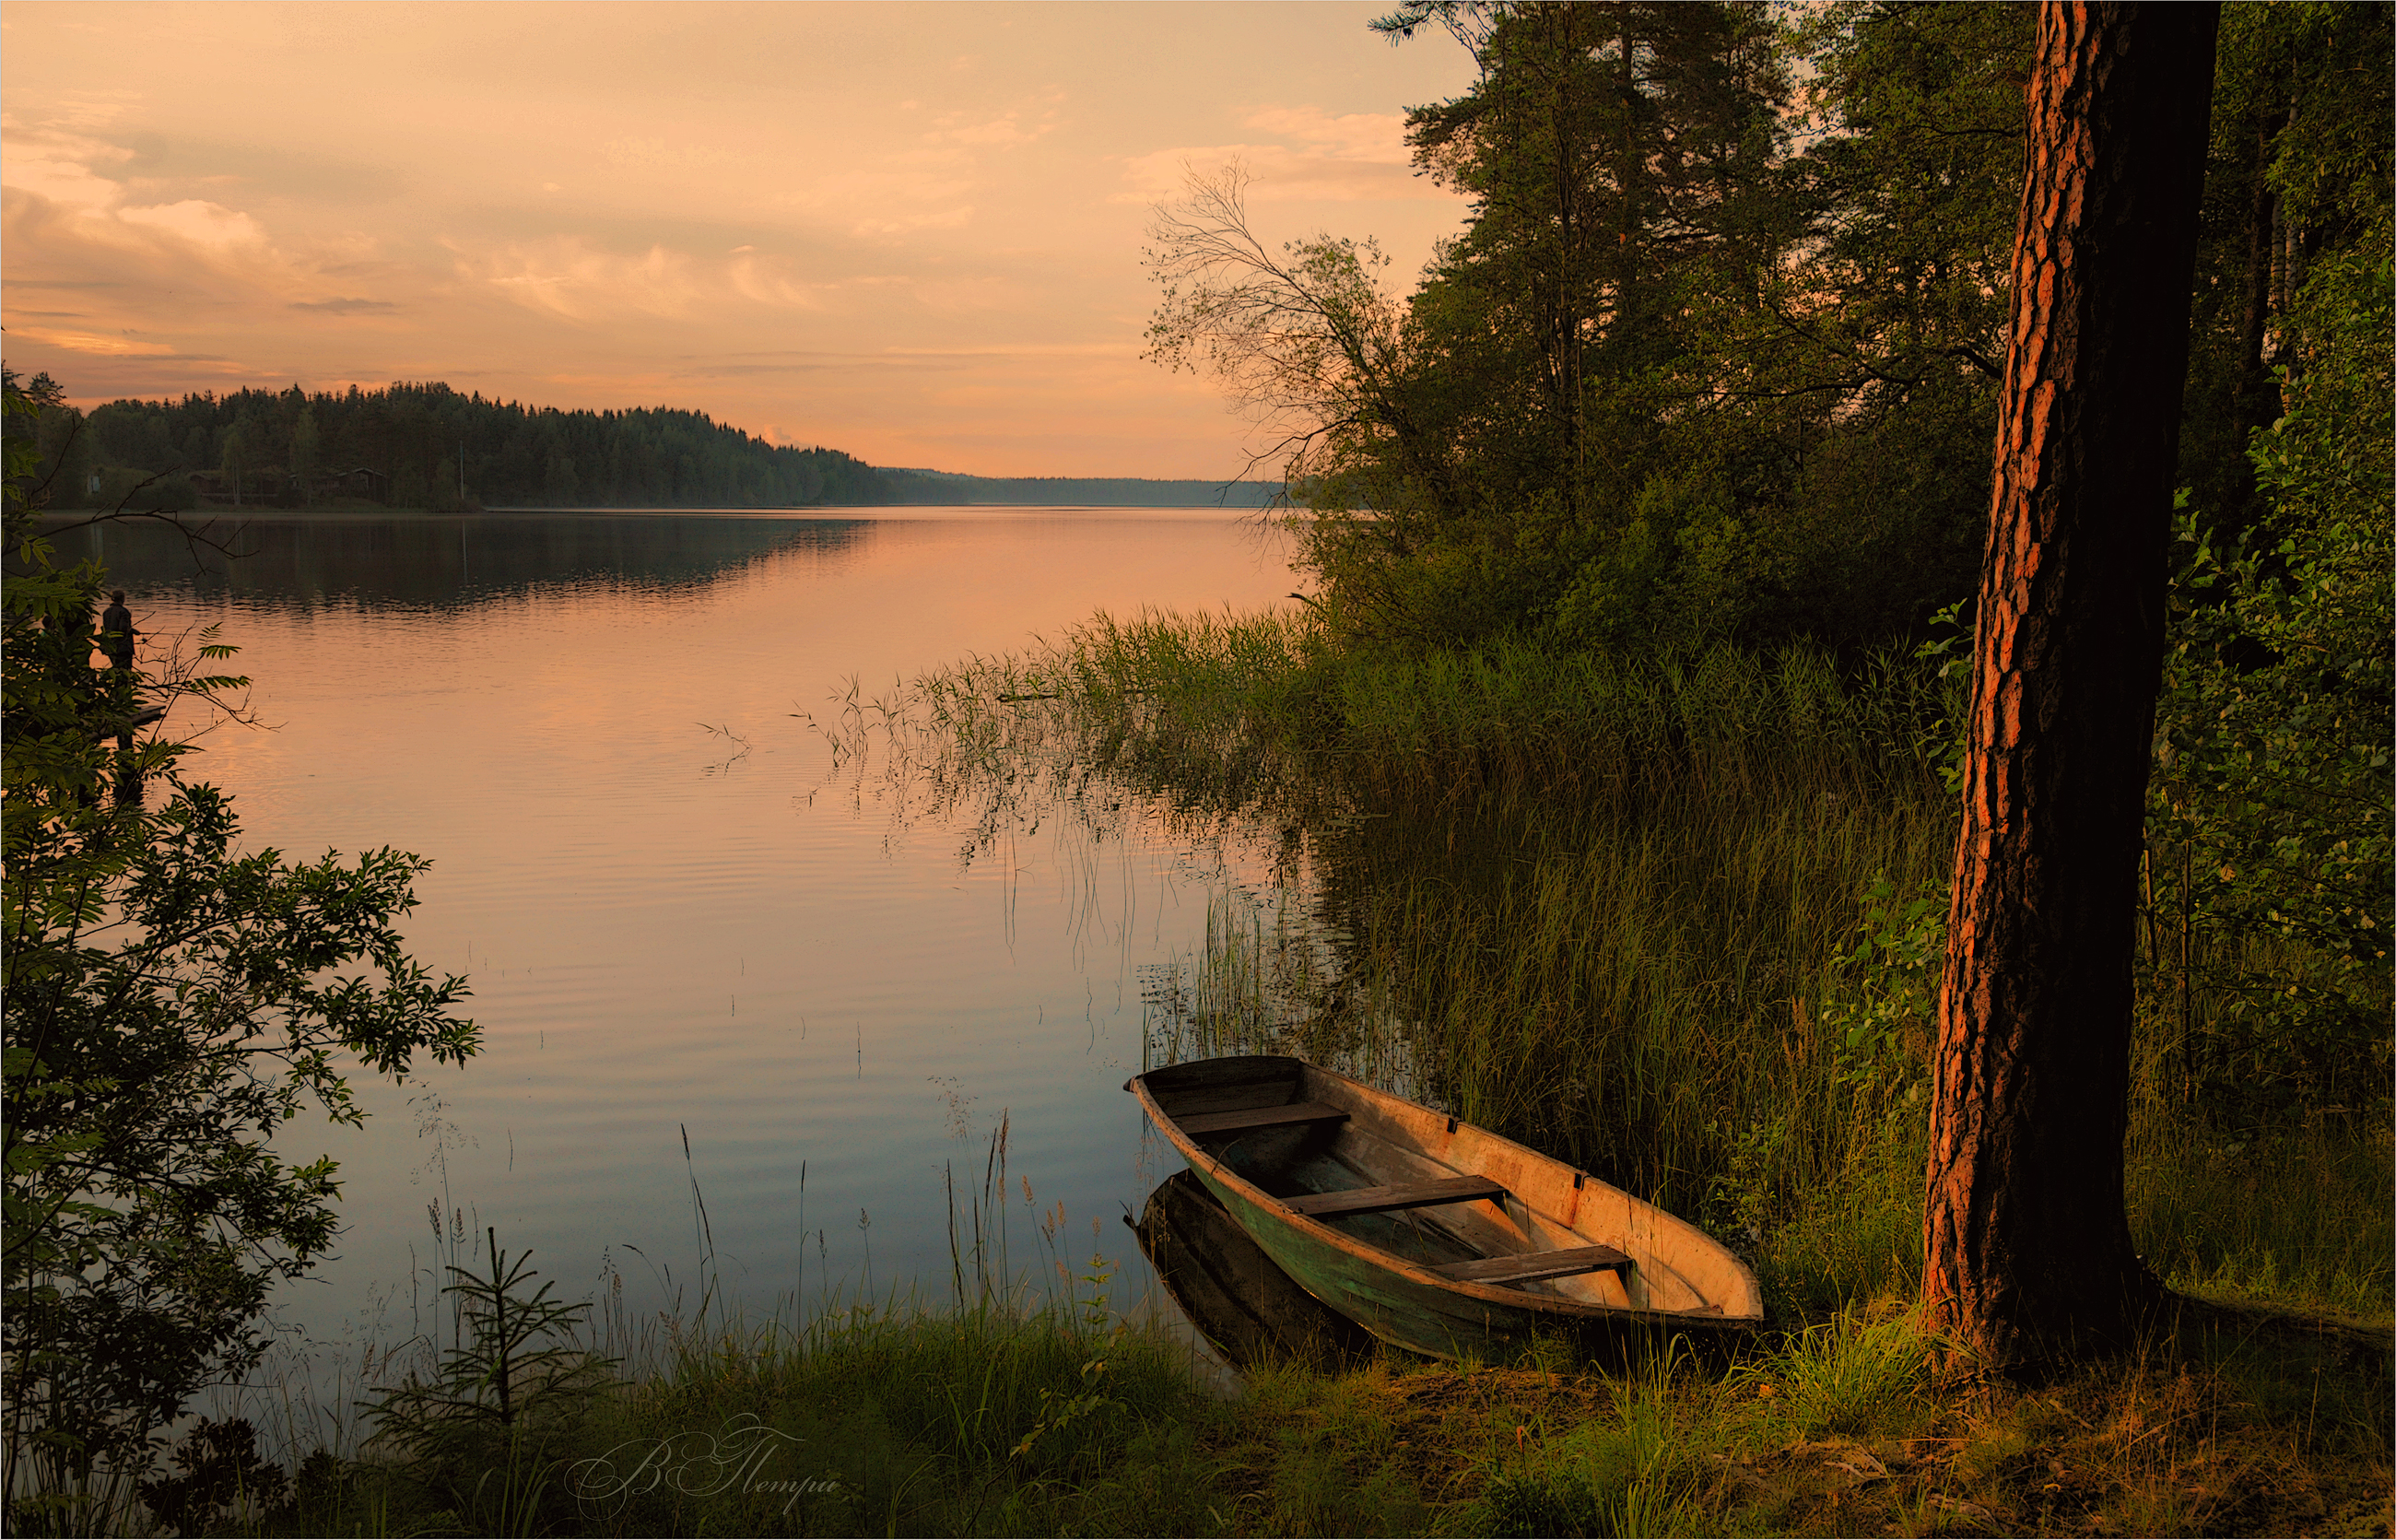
[51,509,1304,1370]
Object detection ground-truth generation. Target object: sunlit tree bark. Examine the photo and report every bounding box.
[1923,1,2217,1372]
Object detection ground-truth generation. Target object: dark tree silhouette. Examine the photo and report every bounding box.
[1923,1,2219,1372]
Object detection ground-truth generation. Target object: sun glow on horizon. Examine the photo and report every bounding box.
[2,2,1475,478]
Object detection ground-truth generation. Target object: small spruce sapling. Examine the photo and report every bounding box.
[363,1228,619,1472]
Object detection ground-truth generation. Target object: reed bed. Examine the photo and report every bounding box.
[880,605,2389,1328]
[875,610,1961,1288]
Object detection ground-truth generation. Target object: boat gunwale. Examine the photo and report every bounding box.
[1132,1055,1764,1330]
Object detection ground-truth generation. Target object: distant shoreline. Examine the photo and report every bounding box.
[39,502,1275,523]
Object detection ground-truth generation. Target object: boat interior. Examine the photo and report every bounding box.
[1141,1057,1727,1315]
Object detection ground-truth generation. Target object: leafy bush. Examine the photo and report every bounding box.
[2149,247,2393,1119]
[2,368,479,1523]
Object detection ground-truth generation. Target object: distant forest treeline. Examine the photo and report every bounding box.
[873,466,1278,509]
[19,379,1276,511]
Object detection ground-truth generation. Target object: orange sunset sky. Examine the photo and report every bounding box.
[2,2,1480,479]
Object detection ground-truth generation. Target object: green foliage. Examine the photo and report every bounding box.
[366,1230,618,1447]
[41,380,1279,514]
[1818,878,1942,1108]
[32,396,94,513]
[1546,458,1761,654]
[1294,2,1803,650]
[2179,2,2392,535]
[1006,1253,1129,1464]
[1145,2,2032,656]
[135,1417,290,1535]
[360,1229,619,1526]
[6,792,480,1479]
[900,591,2388,1335]
[287,1284,1239,1538]
[1142,163,1449,634]
[1478,1372,1693,1538]
[2148,243,2392,1120]
[1154,1,2389,674]
[1397,0,1791,454]
[887,618,1954,1229]
[1779,0,2030,373]
[60,381,892,511]
[2130,1117,2394,1320]
[1744,1309,1933,1440]
[2,366,480,1519]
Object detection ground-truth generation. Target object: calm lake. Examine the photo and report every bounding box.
[48,508,1305,1374]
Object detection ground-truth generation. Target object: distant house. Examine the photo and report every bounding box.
[319,467,390,504]
[187,470,241,507]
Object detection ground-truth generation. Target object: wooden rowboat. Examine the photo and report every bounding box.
[1130,1054,1765,1360]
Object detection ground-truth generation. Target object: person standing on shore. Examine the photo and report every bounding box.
[95,590,143,786]
[99,590,135,673]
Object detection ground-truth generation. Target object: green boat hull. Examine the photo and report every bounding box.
[1185,1163,1560,1359]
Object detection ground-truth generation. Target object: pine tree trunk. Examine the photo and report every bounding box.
[1923,1,2218,1373]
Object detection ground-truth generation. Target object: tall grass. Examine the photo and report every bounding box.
[248,1281,1232,1537]
[192,1123,1249,1539]
[881,605,2390,1328]
[875,611,1956,1244]
[2128,1112,2394,1318]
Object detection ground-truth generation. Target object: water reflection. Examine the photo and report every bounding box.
[42,510,1302,1414]
[40,512,870,609]
[1132,1171,1375,1370]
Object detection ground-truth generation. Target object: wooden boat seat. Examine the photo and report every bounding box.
[1285,1174,1506,1219]
[1430,1243,1632,1287]
[1178,1101,1350,1137]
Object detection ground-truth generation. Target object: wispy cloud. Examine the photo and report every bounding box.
[457,239,702,322]
[6,324,177,356]
[115,198,266,249]
[923,107,1060,149]
[1,120,134,210]
[1242,105,1413,161]
[1116,104,1436,205]
[606,135,735,171]
[850,205,975,239]
[289,297,399,314]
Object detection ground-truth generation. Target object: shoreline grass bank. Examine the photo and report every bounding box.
[142,1243,2393,1538]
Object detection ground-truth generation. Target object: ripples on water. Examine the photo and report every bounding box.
[46,509,1304,1379]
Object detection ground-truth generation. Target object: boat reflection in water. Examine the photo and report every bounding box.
[1132,1170,1378,1371]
